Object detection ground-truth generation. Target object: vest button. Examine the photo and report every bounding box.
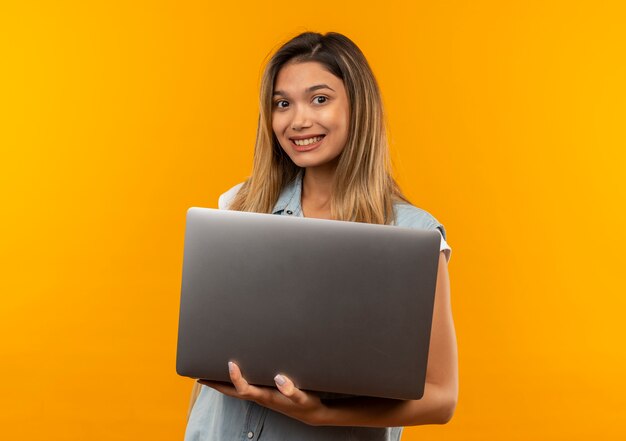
[247,431,254,439]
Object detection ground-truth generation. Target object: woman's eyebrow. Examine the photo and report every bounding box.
[273,84,335,97]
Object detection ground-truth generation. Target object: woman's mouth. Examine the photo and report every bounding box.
[290,135,325,152]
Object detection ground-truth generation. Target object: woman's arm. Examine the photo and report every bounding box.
[200,250,458,427]
[315,250,458,427]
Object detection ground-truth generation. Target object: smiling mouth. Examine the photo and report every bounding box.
[289,134,325,146]
[290,135,325,151]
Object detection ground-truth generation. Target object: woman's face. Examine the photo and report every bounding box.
[272,61,350,169]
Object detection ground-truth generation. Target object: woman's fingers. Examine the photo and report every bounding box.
[199,367,273,404]
[200,363,326,425]
[229,362,310,406]
[274,373,309,406]
[228,362,276,404]
[202,362,318,410]
[228,361,260,399]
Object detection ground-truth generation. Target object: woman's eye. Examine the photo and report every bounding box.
[275,100,288,109]
[314,96,327,104]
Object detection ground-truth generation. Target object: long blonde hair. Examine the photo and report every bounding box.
[229,31,411,224]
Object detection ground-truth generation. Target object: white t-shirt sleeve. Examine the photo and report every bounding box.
[438,230,452,263]
[217,182,244,210]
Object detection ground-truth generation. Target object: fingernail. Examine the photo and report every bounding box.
[274,374,286,386]
[228,361,235,373]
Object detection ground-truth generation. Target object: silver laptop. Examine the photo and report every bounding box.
[176,207,441,400]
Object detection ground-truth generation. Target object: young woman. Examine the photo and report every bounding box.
[184,31,458,440]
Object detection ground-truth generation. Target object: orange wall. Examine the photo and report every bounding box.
[1,1,624,439]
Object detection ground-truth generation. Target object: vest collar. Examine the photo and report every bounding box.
[271,169,304,216]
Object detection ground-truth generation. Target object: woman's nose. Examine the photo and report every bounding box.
[291,106,313,131]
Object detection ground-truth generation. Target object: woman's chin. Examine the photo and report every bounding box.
[282,145,343,169]
[289,156,341,170]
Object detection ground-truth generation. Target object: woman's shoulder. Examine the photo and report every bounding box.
[393,202,447,240]
[393,202,452,262]
[217,182,245,210]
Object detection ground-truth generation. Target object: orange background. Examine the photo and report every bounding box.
[1,1,625,439]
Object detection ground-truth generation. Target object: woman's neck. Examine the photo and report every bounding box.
[301,163,337,217]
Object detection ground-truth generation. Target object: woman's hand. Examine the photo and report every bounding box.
[198,362,328,426]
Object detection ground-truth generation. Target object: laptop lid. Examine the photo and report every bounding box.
[176,207,441,400]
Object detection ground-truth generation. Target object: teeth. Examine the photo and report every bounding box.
[293,136,323,146]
